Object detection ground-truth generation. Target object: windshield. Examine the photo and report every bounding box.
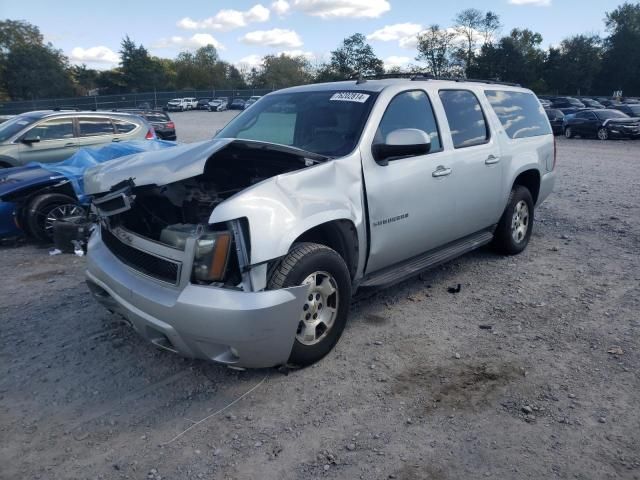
[0,115,39,142]
[626,106,640,116]
[596,110,629,120]
[216,90,377,157]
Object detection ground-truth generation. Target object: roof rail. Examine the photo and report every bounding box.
[350,72,521,87]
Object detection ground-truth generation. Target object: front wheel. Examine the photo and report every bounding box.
[597,128,609,140]
[492,185,534,255]
[268,242,351,367]
[26,193,85,242]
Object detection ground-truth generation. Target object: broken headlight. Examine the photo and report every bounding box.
[192,231,232,282]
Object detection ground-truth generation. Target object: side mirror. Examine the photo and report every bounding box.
[372,128,431,166]
[22,133,41,144]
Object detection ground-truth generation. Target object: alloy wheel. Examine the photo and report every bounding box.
[296,271,339,346]
[511,200,529,244]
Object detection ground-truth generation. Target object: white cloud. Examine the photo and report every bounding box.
[383,55,413,69]
[367,23,423,42]
[153,33,225,50]
[508,0,551,5]
[177,4,270,31]
[292,0,390,18]
[70,46,119,64]
[271,0,290,15]
[240,28,303,48]
[236,54,264,69]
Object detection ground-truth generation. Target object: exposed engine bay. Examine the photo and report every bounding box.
[104,142,318,241]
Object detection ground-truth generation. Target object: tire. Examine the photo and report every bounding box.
[26,193,84,242]
[268,242,352,367]
[597,128,609,141]
[564,127,573,139]
[492,185,534,255]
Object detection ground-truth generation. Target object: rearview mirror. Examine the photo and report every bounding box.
[372,128,431,166]
[22,133,41,144]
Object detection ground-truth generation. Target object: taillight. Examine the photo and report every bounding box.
[145,128,155,140]
[166,122,175,129]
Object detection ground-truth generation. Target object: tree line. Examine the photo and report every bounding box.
[1,2,639,101]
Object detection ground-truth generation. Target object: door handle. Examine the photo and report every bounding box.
[485,154,500,165]
[64,143,75,147]
[432,166,452,178]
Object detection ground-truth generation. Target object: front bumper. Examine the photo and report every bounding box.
[85,229,309,368]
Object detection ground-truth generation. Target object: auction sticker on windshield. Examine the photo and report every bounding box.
[330,92,370,103]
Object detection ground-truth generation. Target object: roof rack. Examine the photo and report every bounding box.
[350,72,521,87]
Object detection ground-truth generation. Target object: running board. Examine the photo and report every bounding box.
[360,230,494,289]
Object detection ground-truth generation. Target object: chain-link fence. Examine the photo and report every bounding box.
[0,89,276,115]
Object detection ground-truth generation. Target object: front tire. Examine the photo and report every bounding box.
[597,127,609,140]
[268,242,351,367]
[26,193,84,242]
[492,185,534,255]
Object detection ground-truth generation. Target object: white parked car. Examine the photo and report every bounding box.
[183,98,198,110]
[166,98,189,111]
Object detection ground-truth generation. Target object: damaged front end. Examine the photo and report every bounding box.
[84,139,327,367]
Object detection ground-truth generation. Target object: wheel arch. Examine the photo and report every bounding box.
[512,168,541,205]
[291,219,359,280]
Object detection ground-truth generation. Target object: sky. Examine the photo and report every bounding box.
[0,0,624,70]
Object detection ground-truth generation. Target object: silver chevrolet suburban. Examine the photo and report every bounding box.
[84,78,556,368]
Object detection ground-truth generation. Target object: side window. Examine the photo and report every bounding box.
[113,120,137,134]
[376,90,441,152]
[26,118,74,141]
[485,90,552,138]
[78,118,115,137]
[439,90,489,148]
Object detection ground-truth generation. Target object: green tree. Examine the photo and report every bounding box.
[597,2,640,95]
[0,20,74,100]
[415,25,459,77]
[252,54,312,88]
[544,35,602,95]
[453,9,483,75]
[318,33,384,80]
[119,35,166,92]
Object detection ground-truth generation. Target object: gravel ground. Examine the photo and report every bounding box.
[1,114,639,480]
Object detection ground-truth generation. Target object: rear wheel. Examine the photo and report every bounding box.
[26,193,84,242]
[268,242,351,367]
[564,127,574,139]
[492,185,534,255]
[597,127,609,140]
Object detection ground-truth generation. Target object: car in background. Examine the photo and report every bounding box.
[538,98,552,108]
[0,115,14,124]
[600,99,623,108]
[551,97,585,109]
[208,97,229,112]
[244,96,262,109]
[0,110,155,168]
[545,109,565,135]
[229,98,246,110]
[196,98,212,110]
[563,109,640,140]
[166,98,189,111]
[613,104,640,117]
[579,98,605,109]
[114,109,176,141]
[184,98,198,110]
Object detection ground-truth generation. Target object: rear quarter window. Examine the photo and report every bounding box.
[485,90,552,139]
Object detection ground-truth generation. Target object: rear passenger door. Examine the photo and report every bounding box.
[75,116,117,149]
[437,89,503,239]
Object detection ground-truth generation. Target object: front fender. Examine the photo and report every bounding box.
[209,154,365,267]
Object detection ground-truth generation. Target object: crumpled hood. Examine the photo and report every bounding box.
[84,139,233,195]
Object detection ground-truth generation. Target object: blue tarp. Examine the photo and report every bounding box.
[0,140,176,238]
[33,139,176,203]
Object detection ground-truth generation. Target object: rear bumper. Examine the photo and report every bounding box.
[85,229,309,368]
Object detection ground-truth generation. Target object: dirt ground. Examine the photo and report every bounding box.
[1,115,639,480]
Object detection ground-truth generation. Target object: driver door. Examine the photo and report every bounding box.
[361,89,458,274]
